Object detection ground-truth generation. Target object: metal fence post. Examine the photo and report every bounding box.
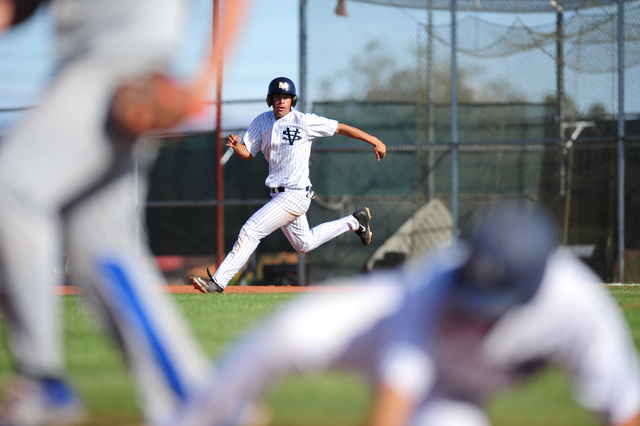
[617,0,625,282]
[450,0,459,248]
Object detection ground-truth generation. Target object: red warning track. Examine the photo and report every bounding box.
[56,285,361,295]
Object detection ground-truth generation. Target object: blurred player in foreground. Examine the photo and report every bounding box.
[190,76,387,293]
[0,0,245,425]
[177,202,640,426]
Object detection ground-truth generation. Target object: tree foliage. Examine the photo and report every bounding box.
[321,39,528,104]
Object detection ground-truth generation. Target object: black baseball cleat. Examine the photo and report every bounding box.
[353,207,372,246]
[190,268,224,293]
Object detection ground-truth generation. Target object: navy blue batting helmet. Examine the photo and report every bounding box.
[266,77,297,108]
[451,202,557,320]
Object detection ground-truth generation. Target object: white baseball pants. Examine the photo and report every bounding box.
[213,189,359,288]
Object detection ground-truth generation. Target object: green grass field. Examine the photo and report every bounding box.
[0,288,637,426]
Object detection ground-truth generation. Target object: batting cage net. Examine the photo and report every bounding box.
[1,0,639,286]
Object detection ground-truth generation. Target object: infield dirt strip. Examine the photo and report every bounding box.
[56,284,630,295]
[56,285,362,295]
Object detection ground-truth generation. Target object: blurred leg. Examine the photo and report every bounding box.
[0,60,115,380]
[65,160,209,426]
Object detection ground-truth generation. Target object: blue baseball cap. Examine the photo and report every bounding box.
[451,202,557,320]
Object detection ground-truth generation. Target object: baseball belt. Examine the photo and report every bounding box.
[270,186,311,193]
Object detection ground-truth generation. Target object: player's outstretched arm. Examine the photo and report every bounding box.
[226,134,253,161]
[335,123,387,161]
[366,383,414,426]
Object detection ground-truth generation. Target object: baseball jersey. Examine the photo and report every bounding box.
[241,110,338,189]
[174,248,640,426]
[266,248,640,424]
[376,249,640,425]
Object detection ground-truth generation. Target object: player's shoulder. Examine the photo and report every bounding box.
[288,110,332,123]
[282,109,307,123]
[402,248,465,286]
[543,248,602,290]
[536,248,614,312]
[252,111,276,126]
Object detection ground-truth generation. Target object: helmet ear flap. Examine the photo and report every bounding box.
[266,95,272,107]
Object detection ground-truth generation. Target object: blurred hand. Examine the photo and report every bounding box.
[0,0,15,32]
[110,74,190,136]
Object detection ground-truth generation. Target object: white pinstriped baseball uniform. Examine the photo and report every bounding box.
[212,109,361,288]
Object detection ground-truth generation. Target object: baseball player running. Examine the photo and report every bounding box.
[176,202,640,426]
[190,77,387,293]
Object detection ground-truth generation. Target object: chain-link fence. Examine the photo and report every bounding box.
[1,104,639,285]
[172,140,638,284]
[143,99,639,285]
[304,0,640,115]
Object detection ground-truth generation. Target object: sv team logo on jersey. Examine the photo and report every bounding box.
[283,127,302,145]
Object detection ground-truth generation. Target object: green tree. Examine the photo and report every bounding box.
[543,94,580,120]
[587,102,607,117]
[321,39,526,103]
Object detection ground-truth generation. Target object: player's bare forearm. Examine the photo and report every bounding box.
[226,134,253,161]
[335,122,387,161]
[366,384,414,426]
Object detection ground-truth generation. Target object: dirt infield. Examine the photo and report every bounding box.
[56,285,360,295]
[56,284,635,295]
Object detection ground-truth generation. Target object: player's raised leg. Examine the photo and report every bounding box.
[281,206,372,253]
[192,191,310,293]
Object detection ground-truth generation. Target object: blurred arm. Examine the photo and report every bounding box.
[615,413,640,426]
[367,383,414,426]
[370,339,435,426]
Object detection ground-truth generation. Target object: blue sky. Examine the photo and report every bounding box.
[0,0,636,116]
[176,0,300,101]
[0,6,55,107]
[0,0,300,107]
